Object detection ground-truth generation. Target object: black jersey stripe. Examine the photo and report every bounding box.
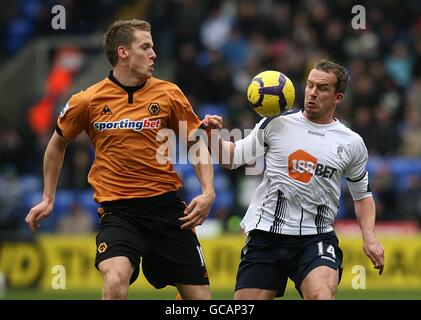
[347,171,367,182]
[282,108,302,116]
[316,204,329,234]
[270,190,287,233]
[55,124,63,136]
[259,116,278,130]
[255,175,271,230]
[299,208,304,235]
[258,108,301,130]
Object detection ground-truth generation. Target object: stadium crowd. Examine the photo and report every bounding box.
[0,0,420,232]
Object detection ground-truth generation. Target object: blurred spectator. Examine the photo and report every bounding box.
[0,125,24,174]
[174,42,206,102]
[412,35,421,78]
[371,163,398,220]
[406,79,421,116]
[385,42,413,89]
[0,167,21,231]
[221,26,250,73]
[67,134,92,189]
[371,107,401,156]
[350,74,379,110]
[351,106,375,151]
[400,174,421,224]
[200,1,233,50]
[27,46,84,137]
[400,108,421,157]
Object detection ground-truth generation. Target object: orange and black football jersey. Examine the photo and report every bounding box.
[57,71,204,203]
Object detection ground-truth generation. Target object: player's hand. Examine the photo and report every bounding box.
[202,114,223,130]
[25,199,54,231]
[363,236,385,275]
[179,191,215,229]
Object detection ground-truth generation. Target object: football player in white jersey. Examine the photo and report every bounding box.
[203,60,384,300]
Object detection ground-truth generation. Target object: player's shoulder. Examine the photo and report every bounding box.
[283,108,302,117]
[335,119,365,145]
[150,77,181,90]
[258,108,301,130]
[70,77,110,106]
[87,77,110,93]
[149,77,186,100]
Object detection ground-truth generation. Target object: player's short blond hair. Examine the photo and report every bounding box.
[314,59,349,94]
[103,19,151,66]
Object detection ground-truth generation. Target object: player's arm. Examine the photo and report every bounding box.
[25,131,72,231]
[203,114,266,170]
[179,137,215,229]
[202,115,233,169]
[354,196,385,275]
[346,137,385,275]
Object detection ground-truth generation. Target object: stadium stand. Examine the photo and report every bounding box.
[0,0,420,233]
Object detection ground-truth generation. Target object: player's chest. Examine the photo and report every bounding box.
[88,95,169,135]
[269,127,349,176]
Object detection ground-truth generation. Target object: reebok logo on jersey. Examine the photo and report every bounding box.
[288,149,337,184]
[94,118,161,132]
[308,129,325,137]
[101,105,113,115]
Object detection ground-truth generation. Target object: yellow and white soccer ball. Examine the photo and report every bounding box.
[247,70,295,117]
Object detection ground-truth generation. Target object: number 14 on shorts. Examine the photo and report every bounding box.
[317,241,336,261]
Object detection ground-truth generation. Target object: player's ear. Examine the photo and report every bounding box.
[117,45,129,60]
[335,92,344,105]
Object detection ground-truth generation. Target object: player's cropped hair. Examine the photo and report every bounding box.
[103,19,151,66]
[314,60,349,94]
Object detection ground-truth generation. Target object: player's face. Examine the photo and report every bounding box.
[304,69,344,124]
[125,29,156,81]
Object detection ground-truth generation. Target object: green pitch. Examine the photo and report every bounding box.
[2,289,420,300]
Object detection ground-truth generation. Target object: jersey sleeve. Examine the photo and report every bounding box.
[168,85,204,141]
[345,136,372,200]
[56,91,89,140]
[232,118,267,169]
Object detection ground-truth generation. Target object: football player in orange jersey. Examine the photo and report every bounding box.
[25,19,214,300]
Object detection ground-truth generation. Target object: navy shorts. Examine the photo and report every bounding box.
[95,191,209,288]
[235,229,343,297]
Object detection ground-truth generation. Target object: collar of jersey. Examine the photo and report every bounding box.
[108,70,146,94]
[299,110,339,128]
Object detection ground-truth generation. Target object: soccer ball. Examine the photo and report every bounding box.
[247,70,295,117]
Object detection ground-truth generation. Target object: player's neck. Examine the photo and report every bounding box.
[303,111,336,124]
[112,67,147,87]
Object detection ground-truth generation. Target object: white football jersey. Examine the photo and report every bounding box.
[233,110,372,235]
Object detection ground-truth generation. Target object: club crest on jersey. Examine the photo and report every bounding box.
[337,145,344,160]
[148,102,161,115]
[94,118,161,132]
[288,149,337,184]
[97,242,107,253]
